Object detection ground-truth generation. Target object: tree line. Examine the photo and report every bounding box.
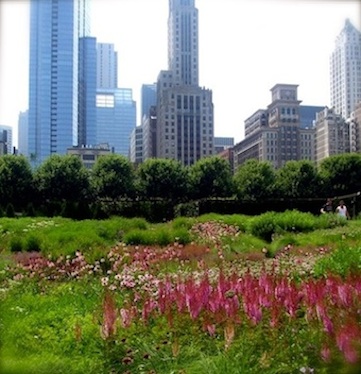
[1,153,361,219]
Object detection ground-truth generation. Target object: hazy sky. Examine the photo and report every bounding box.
[0,0,360,147]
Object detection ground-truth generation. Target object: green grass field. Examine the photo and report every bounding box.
[1,211,361,373]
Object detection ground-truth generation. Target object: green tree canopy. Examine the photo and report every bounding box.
[0,155,33,209]
[189,156,234,199]
[233,159,275,201]
[33,154,91,203]
[319,153,361,196]
[91,154,135,200]
[275,160,321,198]
[136,158,190,201]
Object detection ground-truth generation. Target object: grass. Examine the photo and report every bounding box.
[1,212,361,373]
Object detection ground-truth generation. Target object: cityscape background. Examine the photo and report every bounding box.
[0,0,360,148]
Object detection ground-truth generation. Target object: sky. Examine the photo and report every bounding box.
[0,0,361,148]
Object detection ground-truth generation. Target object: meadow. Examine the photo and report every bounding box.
[1,210,361,374]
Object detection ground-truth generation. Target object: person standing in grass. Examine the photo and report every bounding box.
[320,198,333,214]
[335,200,350,219]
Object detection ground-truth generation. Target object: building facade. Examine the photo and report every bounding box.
[28,0,91,165]
[0,125,12,155]
[97,43,118,89]
[129,126,143,164]
[214,136,234,154]
[67,144,110,169]
[18,111,29,156]
[330,19,361,119]
[142,106,157,160]
[141,84,157,121]
[314,107,350,164]
[96,88,136,156]
[233,84,317,171]
[349,100,361,152]
[155,0,214,166]
[78,36,97,147]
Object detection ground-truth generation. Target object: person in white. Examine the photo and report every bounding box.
[335,200,350,219]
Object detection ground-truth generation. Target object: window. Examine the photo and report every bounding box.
[96,94,114,108]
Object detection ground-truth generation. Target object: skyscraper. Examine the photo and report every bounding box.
[18,111,29,156]
[141,84,157,121]
[155,0,214,166]
[330,19,361,119]
[95,43,136,156]
[0,125,12,155]
[78,36,97,147]
[97,43,118,89]
[28,0,91,165]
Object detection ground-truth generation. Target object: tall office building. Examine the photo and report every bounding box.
[18,111,29,156]
[78,36,97,147]
[28,0,91,165]
[314,107,350,165]
[155,0,214,166]
[141,84,157,121]
[233,84,317,170]
[97,43,118,89]
[96,88,136,156]
[330,19,361,119]
[95,43,136,156]
[0,125,12,155]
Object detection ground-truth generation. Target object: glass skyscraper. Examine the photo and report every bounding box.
[78,36,97,147]
[96,88,136,156]
[28,0,91,165]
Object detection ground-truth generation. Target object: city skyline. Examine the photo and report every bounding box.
[0,0,360,148]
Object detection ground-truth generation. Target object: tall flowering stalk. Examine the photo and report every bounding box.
[101,292,117,339]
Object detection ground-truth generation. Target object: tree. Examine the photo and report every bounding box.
[319,153,361,196]
[91,154,135,200]
[33,154,91,204]
[0,155,33,210]
[136,158,190,201]
[274,160,321,198]
[233,159,275,201]
[189,156,234,199]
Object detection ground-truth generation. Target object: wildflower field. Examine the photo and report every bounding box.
[1,211,361,373]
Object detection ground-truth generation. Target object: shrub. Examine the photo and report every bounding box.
[9,237,23,252]
[123,229,155,245]
[174,201,199,217]
[172,216,195,230]
[6,203,15,218]
[24,235,42,252]
[247,212,279,242]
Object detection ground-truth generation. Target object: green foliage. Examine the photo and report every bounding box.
[91,154,135,199]
[174,200,199,217]
[136,158,190,201]
[247,210,346,242]
[123,225,191,246]
[314,246,361,277]
[9,237,23,252]
[234,159,276,201]
[247,211,279,242]
[0,155,34,209]
[172,216,196,230]
[33,154,91,204]
[319,153,361,196]
[275,160,321,198]
[24,202,36,217]
[5,203,15,218]
[189,156,234,199]
[24,235,42,252]
[0,216,148,258]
